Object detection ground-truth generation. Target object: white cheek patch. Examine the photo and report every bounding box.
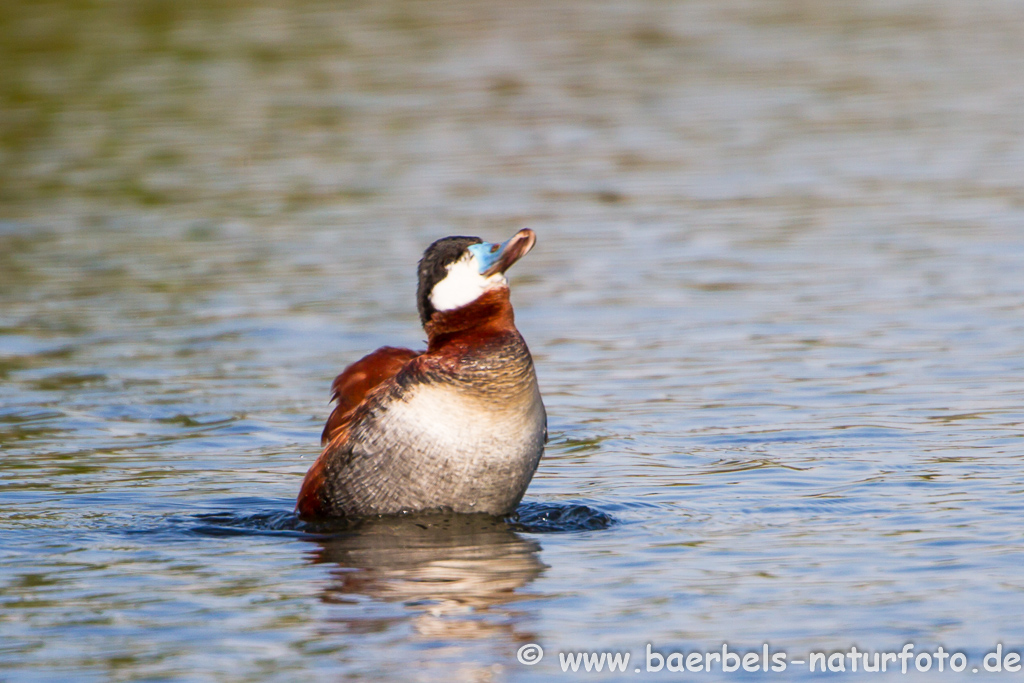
[429,255,508,312]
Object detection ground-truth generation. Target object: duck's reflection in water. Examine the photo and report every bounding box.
[309,513,545,654]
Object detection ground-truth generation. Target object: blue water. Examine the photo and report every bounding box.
[3,0,1024,680]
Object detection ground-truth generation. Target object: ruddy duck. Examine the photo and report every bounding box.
[297,229,546,518]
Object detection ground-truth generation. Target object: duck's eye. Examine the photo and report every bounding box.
[490,244,500,253]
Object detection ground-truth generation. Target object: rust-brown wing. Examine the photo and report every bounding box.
[320,346,420,446]
[299,346,419,518]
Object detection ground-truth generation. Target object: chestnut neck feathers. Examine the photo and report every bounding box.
[424,287,516,352]
[418,287,537,406]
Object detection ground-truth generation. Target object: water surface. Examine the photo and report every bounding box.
[3,0,1024,680]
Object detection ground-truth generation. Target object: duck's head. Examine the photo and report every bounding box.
[417,228,536,325]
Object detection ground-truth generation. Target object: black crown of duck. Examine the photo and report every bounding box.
[297,229,547,518]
